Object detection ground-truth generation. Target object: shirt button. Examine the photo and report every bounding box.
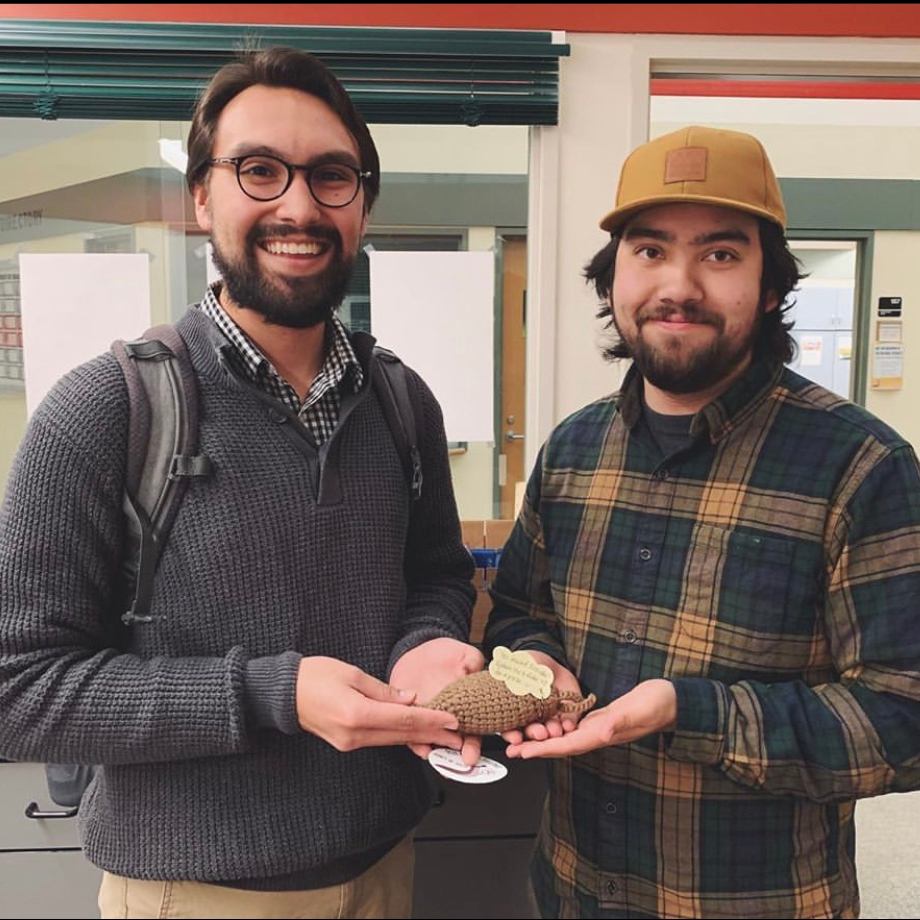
[623,630,637,644]
[604,801,618,814]
[638,547,652,561]
[606,880,618,895]
[654,468,669,481]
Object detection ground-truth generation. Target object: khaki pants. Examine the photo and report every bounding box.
[97,835,415,919]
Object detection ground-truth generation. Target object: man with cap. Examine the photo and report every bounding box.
[482,126,920,918]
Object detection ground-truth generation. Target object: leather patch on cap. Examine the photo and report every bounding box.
[664,147,707,184]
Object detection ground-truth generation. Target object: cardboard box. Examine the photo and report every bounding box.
[461,519,515,550]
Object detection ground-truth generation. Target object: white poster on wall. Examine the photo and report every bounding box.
[368,250,494,443]
[19,252,151,417]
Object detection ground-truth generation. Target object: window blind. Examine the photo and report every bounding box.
[0,20,569,125]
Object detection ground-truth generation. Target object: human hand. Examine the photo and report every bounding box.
[294,655,463,753]
[498,650,586,747]
[505,678,677,759]
[390,637,486,766]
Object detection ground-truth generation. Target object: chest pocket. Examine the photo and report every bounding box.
[677,523,819,677]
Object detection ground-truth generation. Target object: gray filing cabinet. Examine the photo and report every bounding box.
[0,760,101,919]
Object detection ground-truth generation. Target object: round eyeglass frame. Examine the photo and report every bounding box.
[204,154,372,207]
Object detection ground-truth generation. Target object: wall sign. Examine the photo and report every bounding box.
[878,296,902,317]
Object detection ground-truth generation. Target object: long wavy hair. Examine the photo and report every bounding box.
[585,219,805,364]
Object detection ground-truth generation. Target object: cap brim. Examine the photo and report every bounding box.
[599,194,786,233]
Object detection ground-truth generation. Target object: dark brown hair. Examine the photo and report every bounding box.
[185,46,380,212]
[585,219,805,364]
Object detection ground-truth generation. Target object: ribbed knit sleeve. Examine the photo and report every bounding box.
[0,353,251,766]
[244,652,302,733]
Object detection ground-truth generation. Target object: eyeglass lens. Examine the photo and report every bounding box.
[236,155,360,205]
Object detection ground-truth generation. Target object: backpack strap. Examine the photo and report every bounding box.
[372,346,423,502]
[111,324,212,624]
[44,326,212,811]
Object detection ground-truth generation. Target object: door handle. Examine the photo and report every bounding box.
[505,430,524,441]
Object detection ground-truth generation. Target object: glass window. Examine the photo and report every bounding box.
[0,117,529,522]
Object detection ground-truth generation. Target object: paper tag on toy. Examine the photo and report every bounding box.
[428,748,508,784]
[488,646,553,700]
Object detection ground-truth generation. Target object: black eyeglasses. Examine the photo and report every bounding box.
[205,154,372,207]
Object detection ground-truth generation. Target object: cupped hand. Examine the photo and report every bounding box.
[505,678,677,759]
[294,655,463,752]
[390,637,486,766]
[498,649,585,748]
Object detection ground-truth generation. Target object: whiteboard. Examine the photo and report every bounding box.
[19,253,151,417]
[368,250,494,443]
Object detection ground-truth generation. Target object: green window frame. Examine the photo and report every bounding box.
[0,19,569,125]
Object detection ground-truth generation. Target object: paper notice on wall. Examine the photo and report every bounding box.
[871,342,903,390]
[368,250,494,442]
[19,253,151,416]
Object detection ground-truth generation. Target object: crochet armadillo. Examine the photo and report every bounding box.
[425,669,596,735]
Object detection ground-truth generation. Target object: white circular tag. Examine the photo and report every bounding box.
[427,747,509,784]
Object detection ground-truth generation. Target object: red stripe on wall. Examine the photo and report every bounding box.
[651,79,920,100]
[4,4,920,38]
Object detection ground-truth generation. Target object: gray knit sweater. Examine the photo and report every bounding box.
[0,307,475,886]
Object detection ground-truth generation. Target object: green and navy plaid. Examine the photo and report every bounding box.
[485,358,920,919]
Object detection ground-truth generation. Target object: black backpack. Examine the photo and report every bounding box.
[44,323,424,810]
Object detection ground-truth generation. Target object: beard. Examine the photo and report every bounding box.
[209,224,356,330]
[614,302,764,395]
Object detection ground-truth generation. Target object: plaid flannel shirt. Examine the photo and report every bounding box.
[485,358,920,919]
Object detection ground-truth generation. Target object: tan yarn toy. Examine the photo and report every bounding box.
[426,668,597,735]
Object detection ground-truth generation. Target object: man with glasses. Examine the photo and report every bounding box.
[0,46,482,918]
